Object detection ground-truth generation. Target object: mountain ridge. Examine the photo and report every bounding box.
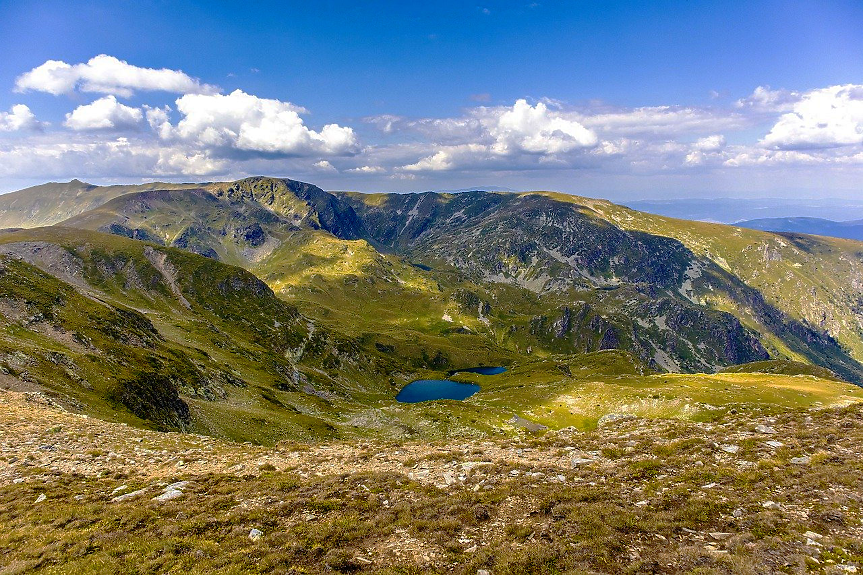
[2,175,863,443]
[736,216,863,242]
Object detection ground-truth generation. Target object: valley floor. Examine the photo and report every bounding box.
[2,389,862,574]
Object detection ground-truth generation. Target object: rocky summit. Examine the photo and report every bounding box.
[2,176,863,573]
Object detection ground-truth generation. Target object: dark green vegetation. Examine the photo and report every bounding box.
[1,176,863,442]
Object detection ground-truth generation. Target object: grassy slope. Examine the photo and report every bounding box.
[3,391,863,574]
[341,189,863,381]
[2,182,863,443]
[49,181,863,378]
[0,227,404,444]
[0,180,205,229]
[537,192,863,363]
[2,226,858,444]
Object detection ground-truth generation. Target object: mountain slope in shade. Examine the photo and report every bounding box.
[736,216,863,242]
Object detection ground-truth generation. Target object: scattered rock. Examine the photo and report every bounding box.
[248,528,263,541]
[765,440,784,448]
[508,415,547,432]
[570,455,594,467]
[152,489,183,502]
[719,444,739,454]
[111,488,147,503]
[755,424,776,434]
[34,493,46,504]
[598,413,635,427]
[762,501,782,510]
[791,456,811,465]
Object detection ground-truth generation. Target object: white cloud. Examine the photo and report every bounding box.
[15,55,219,97]
[313,160,337,172]
[762,84,863,149]
[0,104,42,132]
[580,106,746,136]
[735,86,801,113]
[401,99,596,172]
[0,135,226,180]
[693,135,726,151]
[144,105,173,139]
[164,90,359,157]
[347,165,385,174]
[490,99,597,154]
[64,96,143,131]
[723,149,826,167]
[684,136,725,166]
[364,114,407,134]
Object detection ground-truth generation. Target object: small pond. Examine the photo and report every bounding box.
[395,379,481,403]
[395,366,507,403]
[448,366,508,376]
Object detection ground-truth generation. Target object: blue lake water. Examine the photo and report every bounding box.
[449,366,508,376]
[395,379,481,403]
[395,367,506,403]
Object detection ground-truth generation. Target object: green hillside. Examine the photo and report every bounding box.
[1,176,862,443]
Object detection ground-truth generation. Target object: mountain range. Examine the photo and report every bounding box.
[736,216,863,242]
[1,177,862,443]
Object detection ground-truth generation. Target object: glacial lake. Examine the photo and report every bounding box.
[395,366,507,403]
[448,366,508,376]
[395,379,481,403]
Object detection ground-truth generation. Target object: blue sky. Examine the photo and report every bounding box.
[1,0,862,198]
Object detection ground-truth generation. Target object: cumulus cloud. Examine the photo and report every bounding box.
[312,160,337,172]
[491,99,597,154]
[0,104,43,132]
[347,165,386,174]
[684,135,727,166]
[162,90,359,157]
[762,84,863,149]
[64,96,143,131]
[735,86,801,113]
[15,55,219,97]
[693,135,726,151]
[144,105,173,139]
[401,99,596,172]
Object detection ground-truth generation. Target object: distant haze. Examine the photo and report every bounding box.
[624,198,863,224]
